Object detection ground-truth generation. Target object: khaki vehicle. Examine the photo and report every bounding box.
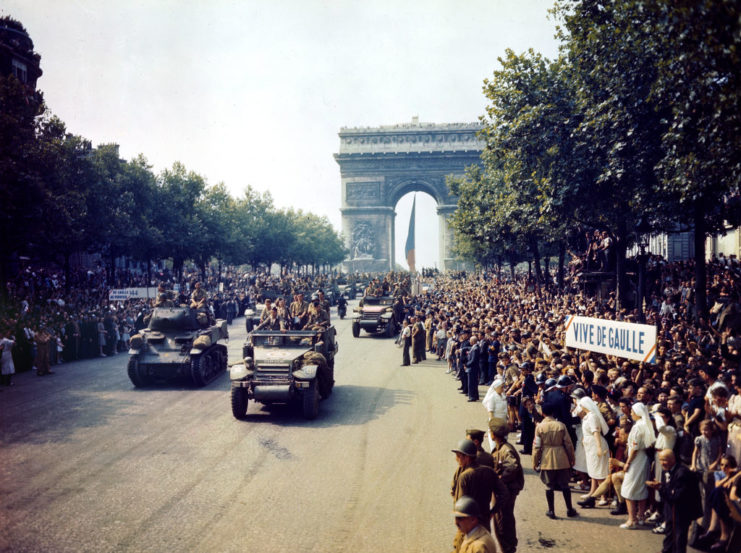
[127,307,228,387]
[351,296,399,338]
[230,327,337,420]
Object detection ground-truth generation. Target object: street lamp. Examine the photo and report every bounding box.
[636,218,651,323]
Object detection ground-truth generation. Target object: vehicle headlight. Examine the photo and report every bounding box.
[230,363,254,380]
[244,309,255,317]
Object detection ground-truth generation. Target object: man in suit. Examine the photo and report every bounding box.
[647,449,702,553]
[646,449,702,553]
[466,335,481,402]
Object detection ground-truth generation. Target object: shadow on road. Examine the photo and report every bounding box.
[236,384,415,428]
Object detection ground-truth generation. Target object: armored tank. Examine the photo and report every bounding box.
[127,307,228,387]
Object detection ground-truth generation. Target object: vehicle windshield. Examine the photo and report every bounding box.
[148,308,200,332]
[251,332,316,348]
[364,297,393,306]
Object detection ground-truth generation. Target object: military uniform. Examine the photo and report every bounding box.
[452,462,510,532]
[490,439,524,553]
[290,298,308,327]
[304,306,329,330]
[453,525,503,553]
[190,287,208,309]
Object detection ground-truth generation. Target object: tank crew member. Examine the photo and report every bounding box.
[190,282,208,310]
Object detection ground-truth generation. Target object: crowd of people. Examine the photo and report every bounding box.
[0,262,365,386]
[392,255,741,553]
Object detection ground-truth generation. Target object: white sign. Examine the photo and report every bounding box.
[564,315,657,363]
[108,287,158,301]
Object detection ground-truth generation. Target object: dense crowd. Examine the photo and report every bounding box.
[394,255,740,553]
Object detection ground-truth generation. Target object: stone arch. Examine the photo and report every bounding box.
[334,119,483,272]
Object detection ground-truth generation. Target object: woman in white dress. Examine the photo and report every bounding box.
[578,397,609,498]
[620,402,656,529]
[1,329,16,386]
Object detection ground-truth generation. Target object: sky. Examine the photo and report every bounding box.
[3,0,561,270]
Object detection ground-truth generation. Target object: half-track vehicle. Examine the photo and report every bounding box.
[127,307,228,387]
[351,296,399,338]
[229,326,337,420]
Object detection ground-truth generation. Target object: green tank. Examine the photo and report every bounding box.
[127,307,228,387]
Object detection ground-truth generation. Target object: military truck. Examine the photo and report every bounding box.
[229,326,337,420]
[127,307,228,387]
[351,296,398,338]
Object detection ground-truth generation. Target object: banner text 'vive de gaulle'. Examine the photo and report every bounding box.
[564,315,657,364]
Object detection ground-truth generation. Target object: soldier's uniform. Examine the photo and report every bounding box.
[451,461,510,533]
[489,420,524,553]
[190,287,208,309]
[304,305,329,331]
[290,297,308,327]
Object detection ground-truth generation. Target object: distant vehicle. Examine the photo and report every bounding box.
[127,307,228,387]
[230,327,337,420]
[337,295,348,319]
[351,296,399,338]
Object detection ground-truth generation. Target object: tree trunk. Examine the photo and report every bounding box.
[543,256,550,289]
[530,237,543,285]
[558,242,565,291]
[694,203,707,321]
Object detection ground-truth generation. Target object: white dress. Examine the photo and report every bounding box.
[621,424,650,501]
[582,413,609,479]
[1,337,15,375]
[574,424,587,473]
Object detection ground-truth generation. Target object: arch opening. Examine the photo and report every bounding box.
[394,191,440,272]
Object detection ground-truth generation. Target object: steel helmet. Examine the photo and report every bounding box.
[453,496,481,518]
[557,375,573,388]
[535,372,546,385]
[570,387,587,400]
[451,439,477,458]
[544,378,557,390]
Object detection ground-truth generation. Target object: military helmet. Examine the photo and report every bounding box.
[453,496,481,518]
[535,372,546,385]
[488,418,509,438]
[544,377,557,390]
[451,438,477,457]
[557,375,573,388]
[570,387,587,400]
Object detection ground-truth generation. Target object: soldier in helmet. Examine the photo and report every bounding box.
[303,295,329,331]
[451,439,510,534]
[452,496,503,553]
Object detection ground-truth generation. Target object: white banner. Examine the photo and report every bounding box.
[108,287,158,301]
[564,315,657,363]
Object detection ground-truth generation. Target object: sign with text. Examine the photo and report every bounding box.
[108,287,157,301]
[564,315,657,363]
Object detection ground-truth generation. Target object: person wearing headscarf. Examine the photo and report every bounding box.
[483,376,508,451]
[575,396,610,508]
[620,401,656,529]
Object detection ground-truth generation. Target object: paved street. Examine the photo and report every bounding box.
[1,300,673,553]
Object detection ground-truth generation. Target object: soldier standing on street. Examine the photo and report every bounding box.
[452,496,503,553]
[451,439,510,534]
[466,429,495,468]
[488,419,524,553]
[411,316,425,363]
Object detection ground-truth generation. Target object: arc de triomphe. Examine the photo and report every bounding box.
[334,119,483,272]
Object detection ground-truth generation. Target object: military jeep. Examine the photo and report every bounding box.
[351,296,398,338]
[127,307,228,387]
[229,327,337,420]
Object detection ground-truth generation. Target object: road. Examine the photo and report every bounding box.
[1,300,677,552]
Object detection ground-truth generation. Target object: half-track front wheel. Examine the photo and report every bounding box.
[231,387,248,420]
[352,322,360,338]
[302,382,319,420]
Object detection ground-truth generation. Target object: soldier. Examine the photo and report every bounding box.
[256,306,286,331]
[451,439,510,534]
[290,292,308,328]
[303,296,329,331]
[316,290,331,320]
[452,496,503,553]
[190,282,208,310]
[466,429,495,468]
[488,419,524,553]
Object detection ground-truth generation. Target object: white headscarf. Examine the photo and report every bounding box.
[630,401,656,448]
[578,396,609,435]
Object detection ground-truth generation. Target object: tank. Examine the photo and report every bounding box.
[127,307,228,387]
